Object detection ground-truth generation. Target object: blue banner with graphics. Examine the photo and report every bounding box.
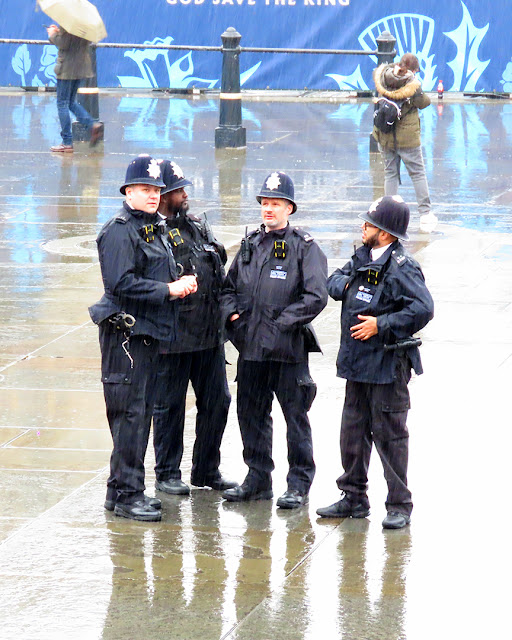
[4,1,511,92]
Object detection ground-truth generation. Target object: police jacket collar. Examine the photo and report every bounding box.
[370,242,393,262]
[122,201,159,224]
[159,210,195,229]
[258,222,289,240]
[355,240,398,271]
[164,211,189,229]
[267,224,288,236]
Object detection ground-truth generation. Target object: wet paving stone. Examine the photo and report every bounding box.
[0,91,511,639]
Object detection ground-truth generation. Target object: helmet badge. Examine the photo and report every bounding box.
[147,159,162,180]
[369,197,383,213]
[266,172,281,191]
[171,162,185,179]
[369,194,404,213]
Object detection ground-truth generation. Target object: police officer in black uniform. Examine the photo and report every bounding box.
[316,196,434,529]
[89,155,198,522]
[221,172,328,509]
[152,160,236,495]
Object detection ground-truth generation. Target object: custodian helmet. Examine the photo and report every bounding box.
[358,195,410,241]
[120,155,166,195]
[256,171,297,213]
[160,159,193,195]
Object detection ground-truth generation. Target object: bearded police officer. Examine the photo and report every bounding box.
[152,160,236,495]
[89,155,198,522]
[221,172,328,509]
[316,196,434,529]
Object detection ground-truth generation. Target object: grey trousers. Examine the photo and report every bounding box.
[379,145,431,216]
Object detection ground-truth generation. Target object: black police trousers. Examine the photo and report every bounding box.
[99,324,159,505]
[236,358,317,494]
[336,354,413,515]
[152,345,231,484]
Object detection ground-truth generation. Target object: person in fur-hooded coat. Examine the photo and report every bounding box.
[372,54,434,222]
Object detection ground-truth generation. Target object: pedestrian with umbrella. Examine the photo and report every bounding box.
[38,0,106,152]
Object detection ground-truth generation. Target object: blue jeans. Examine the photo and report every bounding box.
[56,78,94,145]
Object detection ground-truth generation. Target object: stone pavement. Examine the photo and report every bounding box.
[0,90,511,639]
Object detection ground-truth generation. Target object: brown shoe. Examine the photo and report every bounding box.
[50,144,73,153]
[90,121,104,147]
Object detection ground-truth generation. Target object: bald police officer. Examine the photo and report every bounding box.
[89,155,197,522]
[316,196,434,529]
[221,172,328,509]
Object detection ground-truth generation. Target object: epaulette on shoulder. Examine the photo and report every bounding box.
[391,245,415,267]
[187,215,204,235]
[114,211,130,224]
[292,227,314,242]
[187,213,202,224]
[248,227,261,237]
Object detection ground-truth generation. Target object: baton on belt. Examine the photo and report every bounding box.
[383,337,422,351]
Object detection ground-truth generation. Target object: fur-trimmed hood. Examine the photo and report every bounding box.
[373,63,421,100]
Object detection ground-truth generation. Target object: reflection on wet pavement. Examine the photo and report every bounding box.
[0,91,511,638]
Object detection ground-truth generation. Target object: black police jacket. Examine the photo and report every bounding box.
[328,241,434,384]
[160,211,227,353]
[221,223,328,363]
[88,203,179,342]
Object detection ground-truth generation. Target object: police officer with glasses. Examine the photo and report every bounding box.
[316,196,433,529]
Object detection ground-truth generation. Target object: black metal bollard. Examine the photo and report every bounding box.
[375,31,397,66]
[72,45,101,142]
[370,31,397,153]
[215,27,246,149]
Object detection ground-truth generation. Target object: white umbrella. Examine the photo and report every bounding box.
[37,0,107,43]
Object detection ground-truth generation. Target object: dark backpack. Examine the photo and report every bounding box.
[373,97,404,133]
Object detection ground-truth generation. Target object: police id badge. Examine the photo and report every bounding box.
[355,285,373,303]
[270,265,287,280]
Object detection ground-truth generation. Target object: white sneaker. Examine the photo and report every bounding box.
[420,212,438,231]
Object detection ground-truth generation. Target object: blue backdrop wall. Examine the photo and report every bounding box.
[4,1,510,92]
